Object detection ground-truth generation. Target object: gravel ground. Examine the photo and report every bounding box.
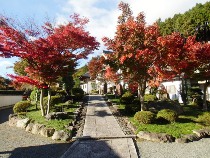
[137,138,210,158]
[0,108,72,158]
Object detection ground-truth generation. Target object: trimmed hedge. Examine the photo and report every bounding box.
[197,112,210,126]
[120,91,134,104]
[134,111,156,124]
[157,109,178,123]
[13,101,31,113]
[72,88,84,101]
[144,94,157,102]
[43,96,63,107]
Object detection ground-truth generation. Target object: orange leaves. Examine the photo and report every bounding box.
[88,56,105,79]
[104,67,119,83]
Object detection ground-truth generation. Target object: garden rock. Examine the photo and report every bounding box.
[25,123,34,132]
[31,123,45,134]
[45,112,69,120]
[8,114,20,127]
[176,134,200,143]
[193,129,210,138]
[52,130,71,141]
[16,118,30,129]
[40,127,55,137]
[175,137,188,143]
[137,131,175,143]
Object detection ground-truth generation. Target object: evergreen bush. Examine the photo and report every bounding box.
[120,91,134,104]
[144,94,157,102]
[134,111,156,124]
[43,96,63,107]
[197,112,210,125]
[157,109,178,123]
[13,101,31,113]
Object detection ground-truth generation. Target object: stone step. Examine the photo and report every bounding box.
[73,135,137,140]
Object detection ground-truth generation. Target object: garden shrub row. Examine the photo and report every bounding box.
[13,101,31,113]
[134,109,178,124]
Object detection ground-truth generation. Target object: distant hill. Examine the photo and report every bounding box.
[73,65,88,88]
[157,2,210,37]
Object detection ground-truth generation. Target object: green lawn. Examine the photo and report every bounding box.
[106,95,210,138]
[21,103,79,132]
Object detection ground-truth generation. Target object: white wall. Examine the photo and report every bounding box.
[0,95,22,108]
[80,81,94,94]
[161,81,183,103]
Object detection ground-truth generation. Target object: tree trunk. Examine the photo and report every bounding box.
[46,88,51,115]
[35,91,38,110]
[202,82,209,111]
[138,79,147,111]
[40,88,45,116]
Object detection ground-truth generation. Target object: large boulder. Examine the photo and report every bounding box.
[52,130,71,141]
[31,123,45,135]
[193,129,210,138]
[40,127,55,137]
[137,131,175,143]
[45,112,69,120]
[16,118,30,129]
[176,134,200,143]
[8,114,20,127]
[25,123,34,132]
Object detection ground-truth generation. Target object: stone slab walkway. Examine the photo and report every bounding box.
[61,95,139,158]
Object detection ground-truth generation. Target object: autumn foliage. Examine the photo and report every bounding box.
[0,14,99,115]
[103,2,210,111]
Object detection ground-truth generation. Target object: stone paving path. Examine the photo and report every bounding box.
[61,95,139,158]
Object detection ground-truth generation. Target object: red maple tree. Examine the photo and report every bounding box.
[103,2,210,111]
[88,56,105,80]
[0,14,99,115]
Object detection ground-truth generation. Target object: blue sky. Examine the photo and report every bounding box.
[0,0,209,78]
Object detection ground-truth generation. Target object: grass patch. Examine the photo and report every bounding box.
[107,97,210,138]
[21,103,79,131]
[131,117,203,138]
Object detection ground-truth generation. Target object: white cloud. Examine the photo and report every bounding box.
[0,60,12,67]
[0,57,17,77]
[56,0,209,61]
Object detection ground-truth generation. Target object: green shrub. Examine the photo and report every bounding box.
[144,94,157,102]
[72,88,84,95]
[120,91,134,104]
[13,101,31,113]
[72,88,84,101]
[30,89,40,101]
[125,103,141,114]
[197,112,210,125]
[157,109,178,123]
[147,100,183,114]
[55,90,66,97]
[43,96,63,107]
[134,111,156,124]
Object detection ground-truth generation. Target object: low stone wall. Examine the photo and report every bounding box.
[8,102,86,141]
[137,129,210,143]
[108,100,210,143]
[8,114,72,141]
[0,95,22,109]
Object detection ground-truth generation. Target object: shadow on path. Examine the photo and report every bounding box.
[61,139,122,158]
[0,142,72,158]
[0,108,13,124]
